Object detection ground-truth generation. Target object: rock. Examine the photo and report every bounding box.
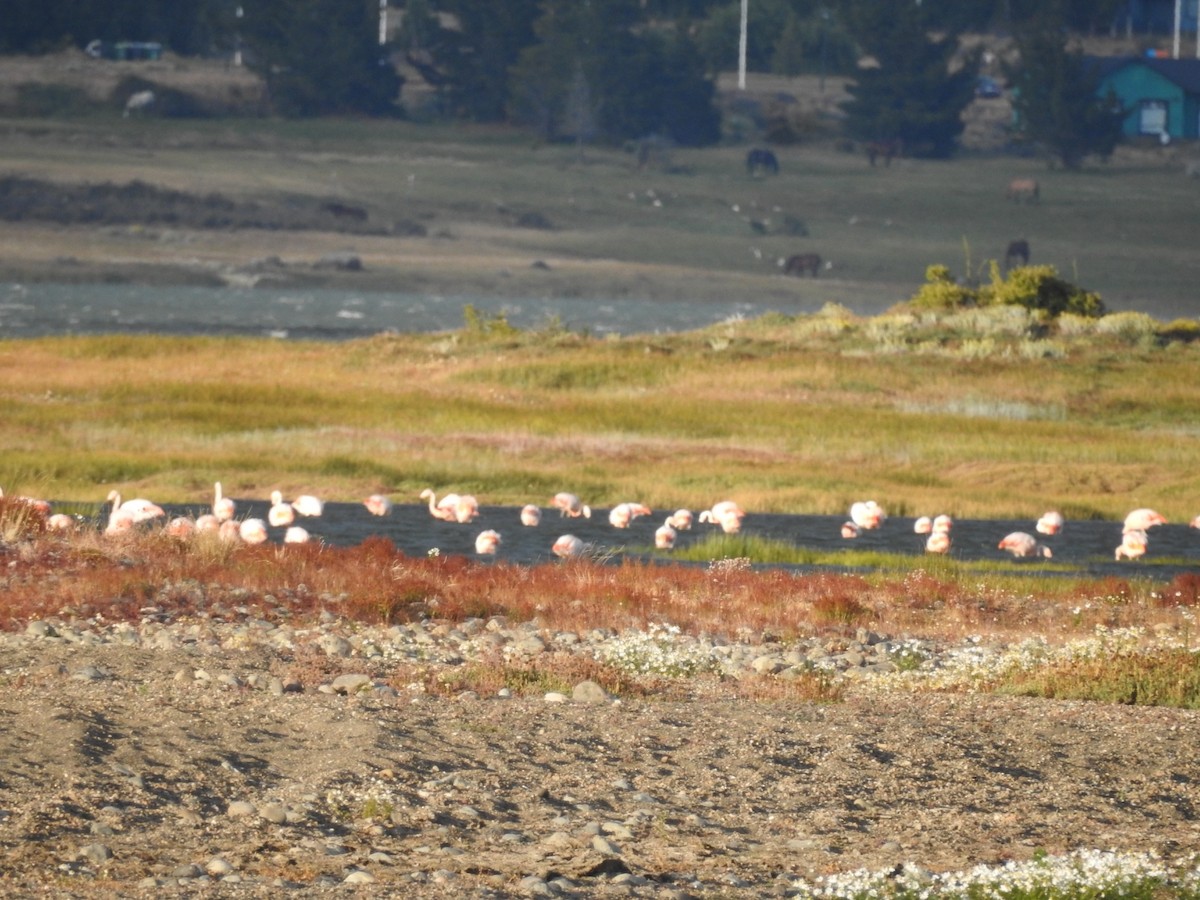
[313,252,363,271]
[318,634,352,658]
[572,680,610,704]
[260,802,288,824]
[343,870,375,884]
[170,863,203,879]
[591,835,621,855]
[79,843,112,864]
[544,692,568,704]
[330,673,372,694]
[226,800,257,818]
[206,858,235,876]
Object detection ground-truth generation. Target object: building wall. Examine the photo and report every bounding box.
[1101,65,1194,138]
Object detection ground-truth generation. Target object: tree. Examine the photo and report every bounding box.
[839,0,977,158]
[241,0,401,116]
[1006,14,1125,169]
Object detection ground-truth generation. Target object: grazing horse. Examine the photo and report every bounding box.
[782,252,821,278]
[865,139,902,167]
[1006,178,1039,203]
[1004,239,1030,269]
[123,90,155,118]
[746,148,779,176]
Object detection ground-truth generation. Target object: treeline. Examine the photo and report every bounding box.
[3,0,1129,164]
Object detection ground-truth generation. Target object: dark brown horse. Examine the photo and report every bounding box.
[1004,239,1030,269]
[865,139,902,167]
[1006,178,1039,203]
[783,252,821,277]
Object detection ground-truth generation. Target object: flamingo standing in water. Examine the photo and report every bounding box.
[668,509,693,531]
[1036,511,1064,536]
[475,529,502,555]
[212,482,236,523]
[268,491,295,527]
[655,519,678,550]
[1191,515,1200,529]
[106,490,164,535]
[926,531,952,554]
[913,516,933,535]
[849,501,885,530]
[699,500,745,534]
[420,489,478,523]
[552,534,585,558]
[166,516,196,539]
[292,494,324,517]
[841,522,860,539]
[1115,529,1148,560]
[520,504,542,527]
[932,515,953,534]
[1123,508,1166,533]
[552,492,591,519]
[364,494,393,517]
[609,502,652,529]
[998,531,1052,559]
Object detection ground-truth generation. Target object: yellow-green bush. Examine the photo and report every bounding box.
[908,262,1105,319]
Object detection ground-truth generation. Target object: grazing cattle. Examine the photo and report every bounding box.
[782,252,821,278]
[1006,178,1039,203]
[746,148,779,176]
[1005,239,1030,269]
[123,90,155,118]
[865,139,902,167]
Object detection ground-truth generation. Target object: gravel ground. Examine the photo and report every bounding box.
[2,615,1200,898]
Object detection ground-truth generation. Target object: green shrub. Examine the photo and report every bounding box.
[907,262,1105,319]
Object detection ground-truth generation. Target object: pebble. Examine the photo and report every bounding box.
[226,801,257,818]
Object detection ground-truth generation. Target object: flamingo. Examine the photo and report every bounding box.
[932,514,953,534]
[284,526,310,544]
[699,500,745,534]
[552,534,585,558]
[218,519,241,542]
[841,521,860,539]
[913,516,933,535]
[452,495,480,523]
[998,531,1052,559]
[1115,529,1148,561]
[1191,515,1200,529]
[475,529,502,555]
[106,490,164,534]
[47,513,76,532]
[166,516,196,539]
[194,513,220,534]
[239,518,269,545]
[1036,511,1065,536]
[609,502,652,529]
[268,491,295,527]
[552,492,591,519]
[520,504,542,527]
[668,509,693,531]
[849,501,885,530]
[420,489,459,522]
[1123,508,1166,533]
[655,519,677,550]
[292,494,324,518]
[925,531,952,554]
[0,488,51,517]
[364,494,393,517]
[212,482,236,522]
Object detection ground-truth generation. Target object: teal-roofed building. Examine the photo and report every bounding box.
[1091,57,1200,140]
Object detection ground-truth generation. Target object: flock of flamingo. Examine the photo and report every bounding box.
[1,485,1195,563]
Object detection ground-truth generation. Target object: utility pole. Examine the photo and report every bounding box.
[738,0,748,90]
[379,0,388,46]
[1173,0,1181,58]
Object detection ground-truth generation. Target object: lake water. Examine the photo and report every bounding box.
[0,282,809,340]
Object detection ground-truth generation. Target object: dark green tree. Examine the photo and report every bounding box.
[839,0,977,158]
[241,0,401,116]
[509,1,720,146]
[1006,13,1125,169]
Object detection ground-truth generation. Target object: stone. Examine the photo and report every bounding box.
[572,680,610,704]
[330,673,372,694]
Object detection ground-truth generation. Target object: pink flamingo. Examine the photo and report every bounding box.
[1123,508,1166,533]
[268,491,295,527]
[998,531,1052,559]
[913,516,933,534]
[552,534,585,558]
[212,482,236,523]
[1115,529,1148,561]
[105,490,164,534]
[1036,511,1065,536]
[926,532,952,554]
[668,509,693,531]
[655,519,677,550]
[841,521,860,539]
[420,489,458,521]
[285,526,310,544]
[364,494,393,517]
[195,513,220,534]
[1191,515,1200,529]
[47,513,76,531]
[218,519,241,542]
[0,488,51,517]
[552,492,591,519]
[239,518,269,544]
[849,500,885,530]
[292,494,324,517]
[520,504,542,527]
[609,502,652,529]
[475,529,502,555]
[932,514,953,534]
[700,500,745,534]
[166,516,196,539]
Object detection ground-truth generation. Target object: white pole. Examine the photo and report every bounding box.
[379,0,388,46]
[738,0,748,90]
[1173,0,1182,58]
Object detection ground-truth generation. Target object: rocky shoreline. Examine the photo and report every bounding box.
[3,612,1200,897]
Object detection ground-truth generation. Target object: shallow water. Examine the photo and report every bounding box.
[0,282,811,340]
[70,500,1200,582]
